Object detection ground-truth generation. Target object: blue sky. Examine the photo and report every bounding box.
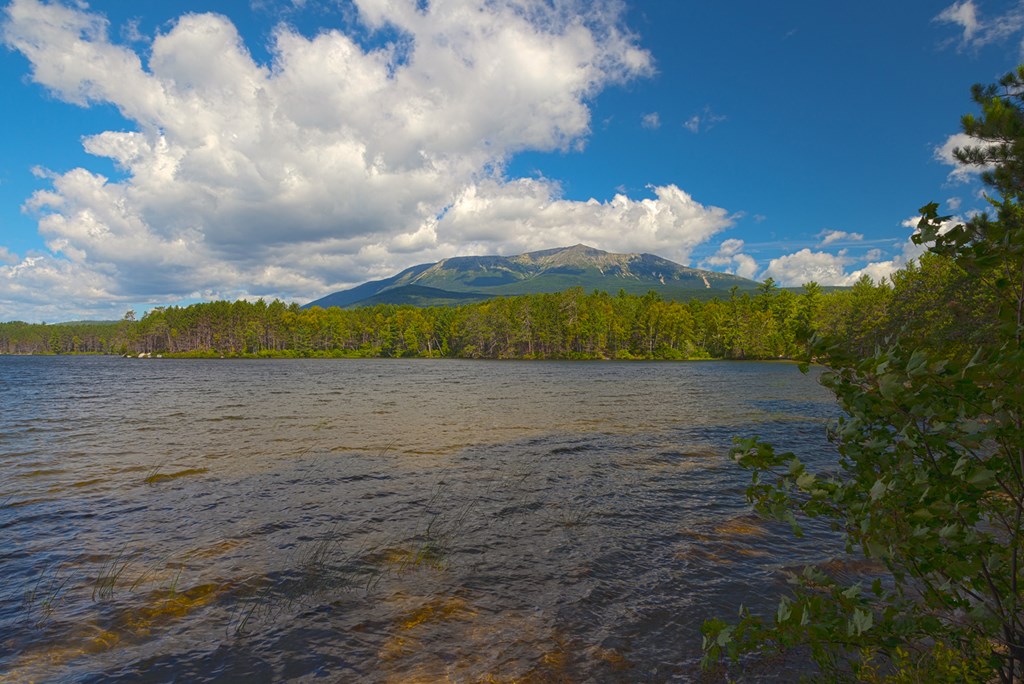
[0,0,1019,321]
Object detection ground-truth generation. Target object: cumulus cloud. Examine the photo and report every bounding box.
[435,179,735,264]
[0,247,19,266]
[761,242,923,287]
[817,229,864,246]
[0,252,125,322]
[701,238,759,280]
[1,0,675,320]
[761,249,857,287]
[716,238,744,257]
[840,232,937,285]
[761,213,946,287]
[935,132,994,182]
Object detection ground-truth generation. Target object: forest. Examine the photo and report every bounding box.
[0,251,984,362]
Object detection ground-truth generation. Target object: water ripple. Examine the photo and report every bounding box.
[0,357,840,682]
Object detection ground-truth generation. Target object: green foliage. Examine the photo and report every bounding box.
[1,284,831,360]
[855,641,993,684]
[886,253,993,362]
[703,67,1024,683]
[0,320,119,354]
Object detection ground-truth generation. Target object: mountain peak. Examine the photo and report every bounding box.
[515,243,614,267]
[564,243,603,252]
[305,245,759,309]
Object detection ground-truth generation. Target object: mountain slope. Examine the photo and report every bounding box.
[306,244,759,309]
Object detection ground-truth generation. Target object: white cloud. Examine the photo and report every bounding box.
[1,0,666,320]
[0,247,19,265]
[935,0,1024,48]
[717,238,744,257]
[641,112,661,129]
[731,253,759,280]
[701,238,759,280]
[936,1,982,43]
[0,252,126,321]
[762,212,950,287]
[935,132,995,182]
[761,249,857,287]
[900,213,961,242]
[817,229,864,246]
[761,240,915,288]
[435,179,735,265]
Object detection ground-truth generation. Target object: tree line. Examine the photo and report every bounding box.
[0,254,981,361]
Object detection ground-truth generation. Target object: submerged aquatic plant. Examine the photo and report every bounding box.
[229,532,386,637]
[23,562,71,626]
[143,467,209,484]
[92,545,138,601]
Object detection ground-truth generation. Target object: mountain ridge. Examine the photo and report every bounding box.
[305,244,759,309]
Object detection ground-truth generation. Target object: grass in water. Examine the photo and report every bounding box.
[23,562,71,626]
[92,545,140,601]
[229,532,387,637]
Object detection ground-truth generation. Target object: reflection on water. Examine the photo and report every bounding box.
[0,357,840,682]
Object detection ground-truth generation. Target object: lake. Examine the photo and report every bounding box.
[0,357,842,682]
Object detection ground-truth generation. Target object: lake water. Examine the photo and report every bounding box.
[0,357,842,682]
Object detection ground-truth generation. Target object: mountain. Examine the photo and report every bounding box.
[305,244,760,309]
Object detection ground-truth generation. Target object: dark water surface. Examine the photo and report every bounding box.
[0,357,842,682]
